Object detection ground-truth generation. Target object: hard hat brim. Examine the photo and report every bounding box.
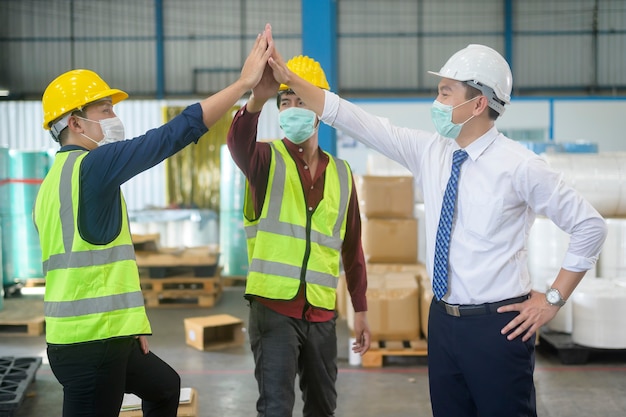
[42,88,128,130]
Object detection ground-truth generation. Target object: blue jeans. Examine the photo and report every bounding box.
[248,300,338,417]
[48,337,180,417]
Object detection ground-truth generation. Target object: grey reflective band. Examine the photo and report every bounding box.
[41,152,136,275]
[246,143,350,288]
[60,152,82,253]
[44,291,145,318]
[250,259,338,289]
[43,244,136,274]
[249,259,301,281]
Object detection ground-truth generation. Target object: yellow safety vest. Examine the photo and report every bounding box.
[244,141,352,310]
[33,151,151,344]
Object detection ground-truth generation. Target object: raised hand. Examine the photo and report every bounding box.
[251,59,280,104]
[239,25,274,91]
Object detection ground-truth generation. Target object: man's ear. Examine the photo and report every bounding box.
[67,115,83,132]
[475,95,490,116]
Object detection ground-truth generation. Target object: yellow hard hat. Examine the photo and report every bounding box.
[279,55,330,91]
[42,69,128,130]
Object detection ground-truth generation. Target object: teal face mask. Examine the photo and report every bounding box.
[278,107,317,144]
[430,97,478,139]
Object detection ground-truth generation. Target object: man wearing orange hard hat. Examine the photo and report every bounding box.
[34,28,272,417]
[227,51,370,417]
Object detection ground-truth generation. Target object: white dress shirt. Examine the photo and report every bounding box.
[322,91,607,305]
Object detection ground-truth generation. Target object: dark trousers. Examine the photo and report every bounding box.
[428,299,537,417]
[48,336,180,417]
[248,300,338,417]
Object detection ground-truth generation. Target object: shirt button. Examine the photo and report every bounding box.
[310,185,314,190]
[304,166,309,170]
[298,148,303,153]
[308,207,313,211]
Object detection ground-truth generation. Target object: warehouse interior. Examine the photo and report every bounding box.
[2,1,626,416]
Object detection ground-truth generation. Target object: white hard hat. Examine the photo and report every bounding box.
[428,44,513,114]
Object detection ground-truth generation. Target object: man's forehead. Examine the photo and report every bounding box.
[280,91,300,100]
[84,98,113,111]
[438,78,465,91]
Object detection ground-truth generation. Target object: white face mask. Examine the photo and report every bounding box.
[78,116,126,147]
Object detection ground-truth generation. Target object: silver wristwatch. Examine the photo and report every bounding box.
[545,288,566,307]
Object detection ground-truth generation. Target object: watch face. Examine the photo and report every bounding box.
[547,289,563,305]
[547,291,559,303]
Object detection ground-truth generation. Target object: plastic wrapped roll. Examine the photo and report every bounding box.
[1,150,49,285]
[0,147,9,180]
[572,279,626,349]
[219,144,248,277]
[130,209,217,248]
[527,217,597,293]
[542,153,626,217]
[598,218,626,278]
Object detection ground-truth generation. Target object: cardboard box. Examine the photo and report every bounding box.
[355,175,414,219]
[348,271,420,340]
[361,218,418,263]
[366,262,427,277]
[184,314,244,351]
[120,387,197,417]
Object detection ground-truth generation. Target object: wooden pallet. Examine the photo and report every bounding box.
[140,275,222,308]
[361,339,428,368]
[0,298,45,336]
[135,246,219,278]
[131,233,161,252]
[143,291,221,308]
[220,275,247,287]
[22,278,46,288]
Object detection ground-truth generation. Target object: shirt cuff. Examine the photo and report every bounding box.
[562,252,599,272]
[321,90,340,126]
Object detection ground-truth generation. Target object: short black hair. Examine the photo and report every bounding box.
[276,89,296,108]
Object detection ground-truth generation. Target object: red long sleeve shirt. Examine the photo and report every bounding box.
[226,104,367,322]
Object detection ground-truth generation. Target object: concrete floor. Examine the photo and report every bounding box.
[3,286,626,417]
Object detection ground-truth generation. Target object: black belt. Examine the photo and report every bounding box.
[435,294,530,317]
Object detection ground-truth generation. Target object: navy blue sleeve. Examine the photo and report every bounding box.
[78,103,208,244]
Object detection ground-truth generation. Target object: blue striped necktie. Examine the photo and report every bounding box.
[433,149,469,300]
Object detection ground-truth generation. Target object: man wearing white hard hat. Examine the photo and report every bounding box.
[268,34,607,417]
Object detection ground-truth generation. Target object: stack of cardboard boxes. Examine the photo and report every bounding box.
[340,175,429,342]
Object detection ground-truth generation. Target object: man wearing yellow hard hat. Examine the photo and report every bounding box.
[266,27,607,417]
[227,46,371,415]
[34,29,272,417]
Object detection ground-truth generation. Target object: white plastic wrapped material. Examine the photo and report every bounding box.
[366,151,412,177]
[572,279,626,349]
[542,153,626,217]
[527,217,597,294]
[527,217,570,292]
[348,337,362,366]
[129,209,218,248]
[598,218,626,279]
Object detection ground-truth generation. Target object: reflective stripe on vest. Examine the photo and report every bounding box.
[244,141,351,308]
